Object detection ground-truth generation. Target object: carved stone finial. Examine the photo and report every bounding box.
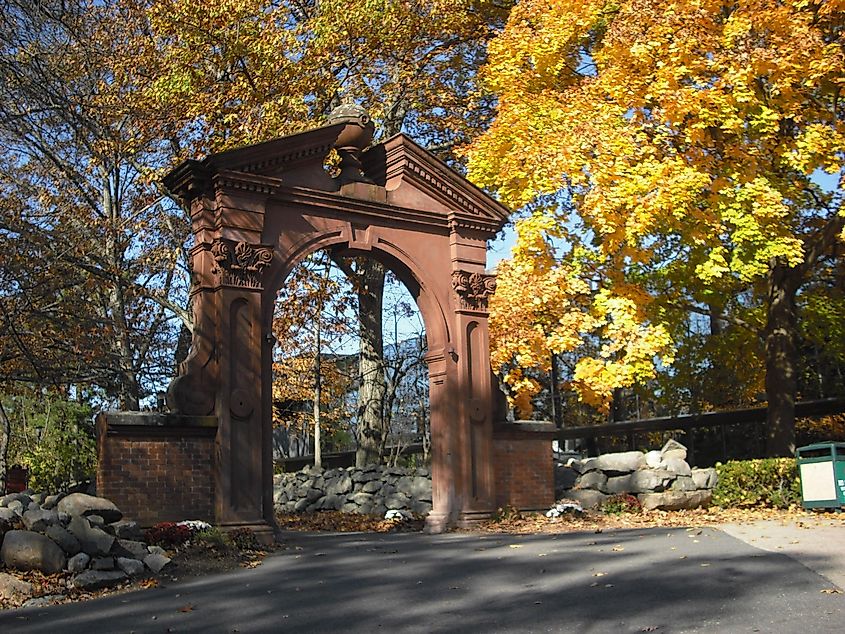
[327,103,376,184]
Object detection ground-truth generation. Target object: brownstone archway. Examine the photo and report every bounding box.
[98,109,555,536]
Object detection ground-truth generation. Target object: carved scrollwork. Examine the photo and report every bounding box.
[210,239,274,289]
[451,270,497,311]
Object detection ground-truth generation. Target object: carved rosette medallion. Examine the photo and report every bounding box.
[210,239,273,289]
[451,270,497,311]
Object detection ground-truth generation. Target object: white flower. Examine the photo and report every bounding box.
[384,509,412,521]
[176,520,212,533]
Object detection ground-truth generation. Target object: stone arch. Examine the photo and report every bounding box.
[261,230,451,358]
[94,108,556,537]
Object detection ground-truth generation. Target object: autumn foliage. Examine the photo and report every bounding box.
[469,0,845,453]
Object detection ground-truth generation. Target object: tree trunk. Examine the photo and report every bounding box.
[354,260,387,467]
[764,263,801,457]
[313,318,322,470]
[0,399,10,495]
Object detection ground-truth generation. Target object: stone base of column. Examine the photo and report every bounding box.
[457,509,493,528]
[423,511,453,534]
[220,521,278,546]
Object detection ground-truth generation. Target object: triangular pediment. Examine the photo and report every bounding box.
[361,134,510,229]
[164,125,510,233]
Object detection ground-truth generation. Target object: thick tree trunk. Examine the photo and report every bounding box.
[0,399,9,495]
[764,264,801,457]
[354,260,387,467]
[313,321,322,470]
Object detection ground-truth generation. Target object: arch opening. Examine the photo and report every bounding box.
[270,248,432,475]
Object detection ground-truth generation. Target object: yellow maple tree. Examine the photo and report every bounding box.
[469,0,845,455]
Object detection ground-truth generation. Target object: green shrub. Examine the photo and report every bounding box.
[195,526,229,549]
[11,398,97,492]
[601,494,642,514]
[713,458,801,509]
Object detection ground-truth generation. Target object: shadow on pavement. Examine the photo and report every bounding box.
[1,527,843,633]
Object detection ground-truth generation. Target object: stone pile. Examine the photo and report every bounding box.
[274,464,432,516]
[556,440,718,511]
[0,491,170,605]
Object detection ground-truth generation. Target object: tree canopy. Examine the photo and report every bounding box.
[468,0,845,455]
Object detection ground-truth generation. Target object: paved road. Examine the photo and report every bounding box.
[1,527,843,633]
[721,516,845,589]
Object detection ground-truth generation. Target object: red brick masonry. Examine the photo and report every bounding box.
[96,413,218,527]
[493,421,557,511]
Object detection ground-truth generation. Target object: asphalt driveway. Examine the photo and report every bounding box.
[1,527,843,633]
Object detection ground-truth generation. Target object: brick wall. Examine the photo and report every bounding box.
[97,413,217,527]
[493,423,556,510]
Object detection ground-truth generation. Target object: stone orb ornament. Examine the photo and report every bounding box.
[327,104,376,184]
[327,103,375,151]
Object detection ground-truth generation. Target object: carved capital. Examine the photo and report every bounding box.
[451,270,496,311]
[210,239,274,289]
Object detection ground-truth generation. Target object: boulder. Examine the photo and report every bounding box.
[305,488,323,503]
[385,492,410,510]
[0,572,33,601]
[110,521,144,541]
[594,451,646,475]
[645,450,663,469]
[6,500,24,516]
[325,475,353,496]
[21,595,65,608]
[691,467,718,490]
[562,489,609,509]
[67,552,91,573]
[46,525,82,556]
[0,507,16,526]
[57,493,122,524]
[362,480,382,494]
[144,552,171,573]
[68,515,115,556]
[576,471,608,491]
[603,475,634,495]
[41,494,62,510]
[660,439,687,462]
[573,458,599,474]
[22,508,59,532]
[663,458,692,477]
[638,489,711,511]
[1,530,66,574]
[0,493,31,508]
[410,500,432,515]
[91,556,115,570]
[71,570,127,591]
[117,557,146,577]
[554,466,578,491]
[410,476,431,500]
[86,514,105,529]
[671,476,697,492]
[114,539,148,559]
[629,469,675,493]
[321,494,344,511]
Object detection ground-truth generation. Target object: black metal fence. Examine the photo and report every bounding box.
[556,397,845,466]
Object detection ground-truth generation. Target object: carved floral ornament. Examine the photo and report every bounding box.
[210,239,274,289]
[451,270,496,311]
